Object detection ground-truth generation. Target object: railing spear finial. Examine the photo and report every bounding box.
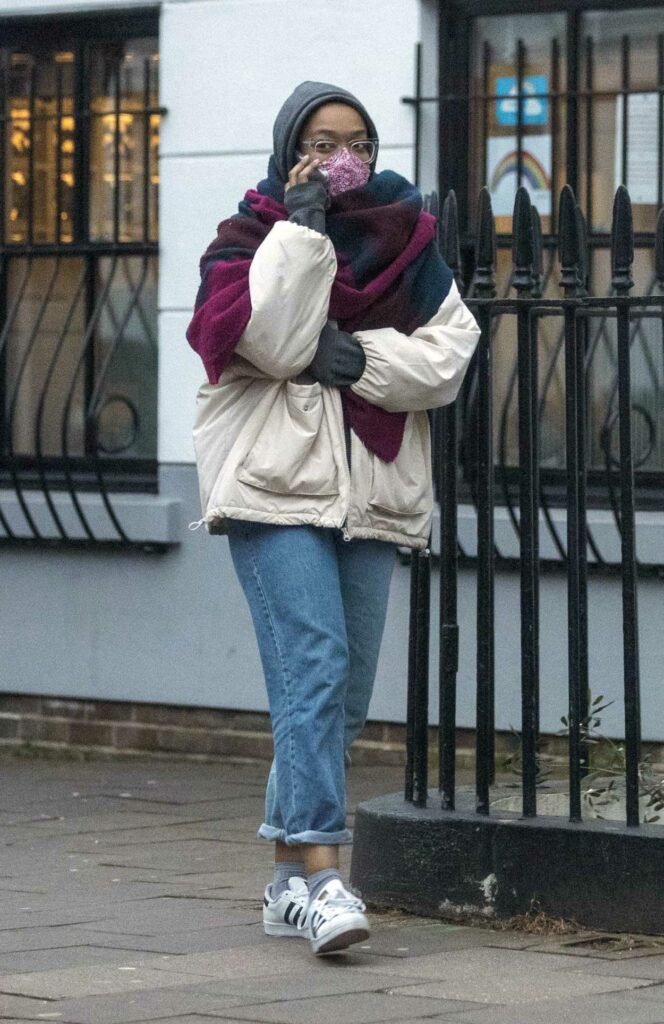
[611,185,634,294]
[474,187,496,299]
[559,184,580,297]
[512,186,534,295]
[441,189,463,292]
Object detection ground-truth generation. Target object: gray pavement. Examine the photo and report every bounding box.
[1,754,664,1023]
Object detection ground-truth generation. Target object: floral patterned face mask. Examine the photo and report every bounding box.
[321,147,371,195]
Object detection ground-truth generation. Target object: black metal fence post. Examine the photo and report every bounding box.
[405,551,418,805]
[512,186,539,818]
[611,185,642,828]
[474,187,496,815]
[405,539,431,808]
[559,184,584,821]
[575,202,591,778]
[439,189,462,811]
[413,546,431,807]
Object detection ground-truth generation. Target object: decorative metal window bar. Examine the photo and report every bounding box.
[0,14,165,547]
[405,13,664,511]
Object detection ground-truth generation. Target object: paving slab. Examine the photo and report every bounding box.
[352,943,632,974]
[63,823,238,849]
[621,981,664,1002]
[204,989,472,1023]
[160,1019,299,1024]
[0,911,110,932]
[76,923,278,955]
[29,984,252,1024]
[0,925,111,955]
[186,967,439,1002]
[387,971,651,1004]
[4,812,199,835]
[567,956,664,981]
[0,944,171,974]
[450,990,664,1024]
[73,903,259,936]
[0,885,185,914]
[0,993,59,1018]
[137,1019,254,1024]
[350,921,535,957]
[0,960,220,999]
[96,944,320,980]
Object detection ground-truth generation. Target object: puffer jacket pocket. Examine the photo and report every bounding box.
[367,413,430,518]
[237,381,339,497]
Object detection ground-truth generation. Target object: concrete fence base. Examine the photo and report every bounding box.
[351,788,664,935]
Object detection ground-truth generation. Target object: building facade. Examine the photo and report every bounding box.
[1,0,663,750]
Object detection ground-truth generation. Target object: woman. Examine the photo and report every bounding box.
[186,81,480,955]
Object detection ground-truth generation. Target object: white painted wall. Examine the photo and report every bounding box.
[419,0,439,196]
[158,0,422,463]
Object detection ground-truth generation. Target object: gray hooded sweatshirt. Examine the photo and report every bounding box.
[272,80,379,182]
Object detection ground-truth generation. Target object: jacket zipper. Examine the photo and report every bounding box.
[339,389,352,541]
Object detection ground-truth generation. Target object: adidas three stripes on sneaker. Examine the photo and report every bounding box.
[305,878,370,954]
[263,874,370,953]
[262,875,309,937]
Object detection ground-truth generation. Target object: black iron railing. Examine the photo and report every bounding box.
[407,182,663,827]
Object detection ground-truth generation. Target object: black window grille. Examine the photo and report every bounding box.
[408,1,664,510]
[0,11,162,543]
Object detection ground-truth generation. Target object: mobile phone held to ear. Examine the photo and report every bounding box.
[308,165,329,186]
[295,152,329,188]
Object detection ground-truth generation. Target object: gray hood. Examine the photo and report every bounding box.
[272,80,379,182]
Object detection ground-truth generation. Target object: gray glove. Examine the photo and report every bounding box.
[284,180,329,235]
[308,321,366,387]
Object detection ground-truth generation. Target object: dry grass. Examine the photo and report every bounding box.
[497,901,581,935]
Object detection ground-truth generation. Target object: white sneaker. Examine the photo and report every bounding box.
[306,879,370,954]
[262,876,309,938]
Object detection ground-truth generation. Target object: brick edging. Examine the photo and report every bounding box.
[2,693,660,769]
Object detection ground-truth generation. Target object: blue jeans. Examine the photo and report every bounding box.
[226,521,395,846]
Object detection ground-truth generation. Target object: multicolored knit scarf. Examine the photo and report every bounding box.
[186,156,453,462]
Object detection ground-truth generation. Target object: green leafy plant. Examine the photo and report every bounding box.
[560,692,664,823]
[503,691,664,824]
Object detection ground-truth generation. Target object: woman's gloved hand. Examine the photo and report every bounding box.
[284,179,330,235]
[308,321,366,387]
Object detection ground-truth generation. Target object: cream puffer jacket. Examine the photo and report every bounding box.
[192,219,481,549]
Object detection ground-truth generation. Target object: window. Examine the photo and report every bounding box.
[0,13,160,494]
[438,3,664,509]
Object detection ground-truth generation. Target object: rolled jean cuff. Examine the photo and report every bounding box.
[257,824,288,842]
[257,823,353,845]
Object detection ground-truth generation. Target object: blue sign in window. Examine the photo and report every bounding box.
[496,75,549,126]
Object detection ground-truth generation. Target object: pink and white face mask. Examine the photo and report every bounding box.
[321,147,371,195]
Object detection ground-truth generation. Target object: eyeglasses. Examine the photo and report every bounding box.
[299,138,378,163]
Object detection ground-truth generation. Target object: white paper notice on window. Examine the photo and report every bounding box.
[614,92,662,204]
